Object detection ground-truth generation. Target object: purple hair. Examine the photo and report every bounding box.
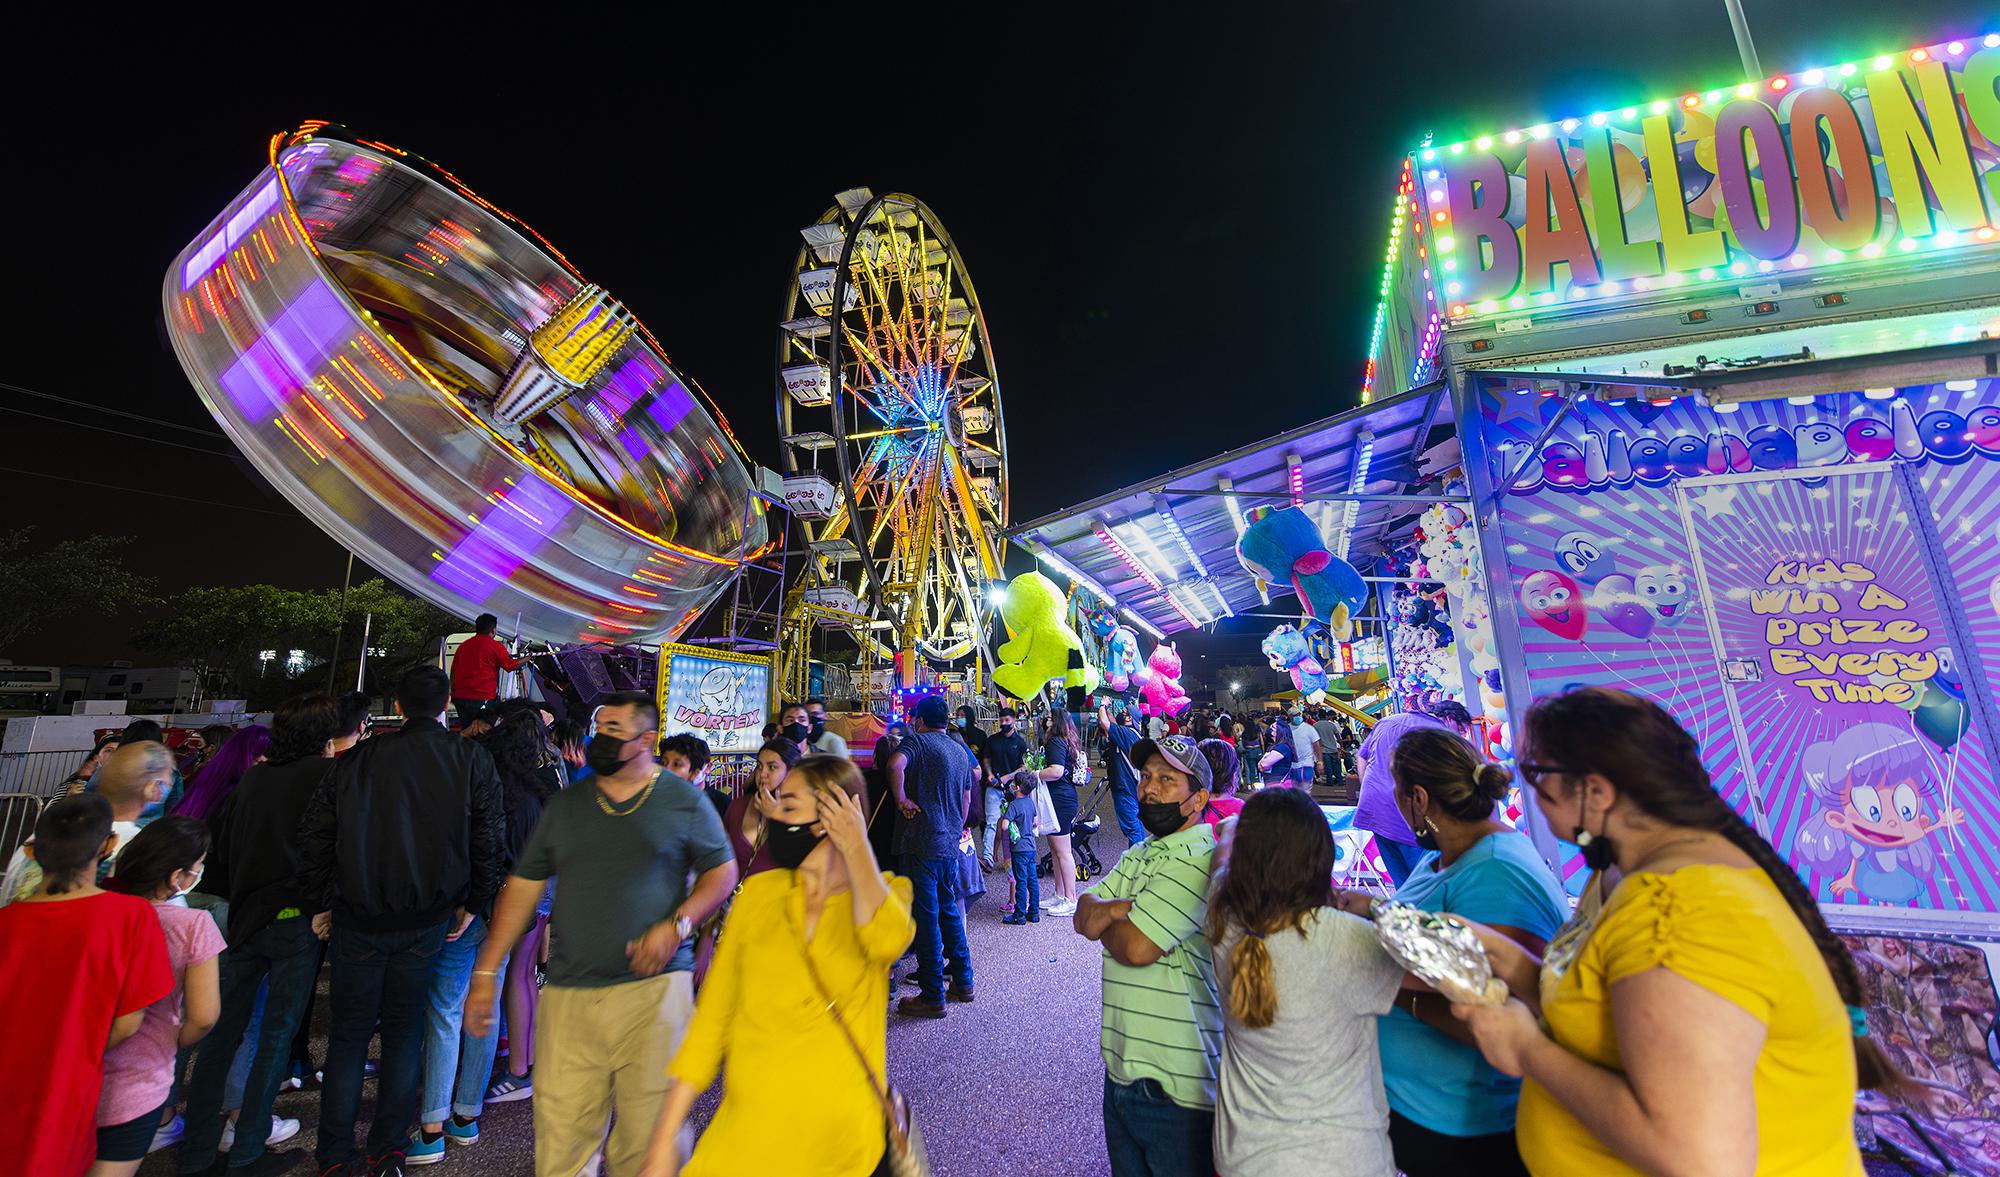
[1795,721,1936,875]
[173,724,271,824]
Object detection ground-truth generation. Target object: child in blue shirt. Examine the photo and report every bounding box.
[1000,779,1040,924]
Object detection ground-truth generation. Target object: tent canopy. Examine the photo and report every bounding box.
[1005,382,1454,638]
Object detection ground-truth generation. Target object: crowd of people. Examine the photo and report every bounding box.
[0,650,1893,1176]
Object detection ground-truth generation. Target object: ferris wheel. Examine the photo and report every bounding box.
[776,189,1008,680]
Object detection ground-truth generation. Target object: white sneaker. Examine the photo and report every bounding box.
[148,1115,184,1154]
[221,1116,299,1151]
[1044,897,1077,916]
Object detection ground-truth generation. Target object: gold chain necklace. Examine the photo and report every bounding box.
[595,770,660,817]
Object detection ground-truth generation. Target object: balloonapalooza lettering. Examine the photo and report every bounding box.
[1522,399,2000,492]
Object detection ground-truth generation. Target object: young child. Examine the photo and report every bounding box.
[0,795,173,1176]
[1001,775,1041,924]
[95,817,226,1177]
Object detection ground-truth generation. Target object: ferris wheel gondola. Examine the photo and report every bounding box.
[777,189,1008,683]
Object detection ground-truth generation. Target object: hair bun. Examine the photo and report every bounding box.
[1474,762,1513,800]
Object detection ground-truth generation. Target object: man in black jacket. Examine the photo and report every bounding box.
[299,666,505,1177]
[178,693,343,1177]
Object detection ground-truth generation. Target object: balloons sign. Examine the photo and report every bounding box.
[1520,570,1588,640]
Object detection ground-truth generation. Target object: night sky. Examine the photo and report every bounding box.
[3,2,1983,674]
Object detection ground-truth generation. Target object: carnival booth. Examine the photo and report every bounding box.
[1019,31,2000,1171]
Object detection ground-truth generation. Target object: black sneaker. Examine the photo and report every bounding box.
[1001,912,1027,925]
[368,1154,408,1177]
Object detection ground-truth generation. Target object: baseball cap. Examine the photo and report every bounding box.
[913,695,951,727]
[1130,734,1213,793]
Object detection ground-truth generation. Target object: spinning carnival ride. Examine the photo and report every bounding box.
[776,190,1009,696]
[163,125,765,645]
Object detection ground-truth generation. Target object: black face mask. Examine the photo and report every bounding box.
[782,722,810,744]
[809,719,826,740]
[1138,797,1195,839]
[764,821,825,869]
[585,733,629,777]
[1403,795,1439,852]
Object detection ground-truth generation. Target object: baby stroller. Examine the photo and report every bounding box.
[1043,775,1114,881]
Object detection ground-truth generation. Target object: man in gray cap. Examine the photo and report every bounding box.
[1073,731,1221,1175]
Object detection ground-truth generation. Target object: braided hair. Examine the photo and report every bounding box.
[1204,787,1335,1028]
[1523,687,1903,1094]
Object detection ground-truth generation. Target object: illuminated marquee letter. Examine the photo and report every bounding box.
[1788,87,1881,251]
[1964,47,2000,146]
[1521,139,1602,294]
[1642,114,1727,272]
[1865,60,1991,236]
[1446,153,1522,302]
[1715,99,1800,261]
[1580,128,1662,281]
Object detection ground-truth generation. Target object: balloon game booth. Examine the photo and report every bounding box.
[1011,33,2000,1173]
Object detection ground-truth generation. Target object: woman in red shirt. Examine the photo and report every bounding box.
[0,794,173,1176]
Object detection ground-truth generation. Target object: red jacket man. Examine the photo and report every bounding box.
[450,614,522,722]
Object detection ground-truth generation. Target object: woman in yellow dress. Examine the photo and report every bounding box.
[638,754,914,1177]
[1455,688,1902,1177]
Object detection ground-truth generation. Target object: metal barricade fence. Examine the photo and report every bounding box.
[0,752,85,799]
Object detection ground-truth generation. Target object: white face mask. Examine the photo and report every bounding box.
[173,866,204,900]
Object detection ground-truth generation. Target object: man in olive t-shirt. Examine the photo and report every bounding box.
[465,692,736,1177]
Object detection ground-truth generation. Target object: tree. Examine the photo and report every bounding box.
[133,578,456,706]
[0,528,156,654]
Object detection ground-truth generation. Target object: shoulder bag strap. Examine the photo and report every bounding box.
[786,899,907,1142]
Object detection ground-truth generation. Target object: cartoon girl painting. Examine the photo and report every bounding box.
[1794,722,1965,906]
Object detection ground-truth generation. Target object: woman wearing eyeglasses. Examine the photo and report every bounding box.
[1454,688,1897,1177]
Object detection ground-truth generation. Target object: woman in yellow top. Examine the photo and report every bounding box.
[638,754,914,1177]
[1456,688,1901,1177]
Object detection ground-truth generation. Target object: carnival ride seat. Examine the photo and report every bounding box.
[1843,933,2000,1176]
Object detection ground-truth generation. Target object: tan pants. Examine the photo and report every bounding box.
[534,972,695,1177]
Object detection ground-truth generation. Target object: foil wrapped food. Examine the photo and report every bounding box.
[1371,900,1508,1006]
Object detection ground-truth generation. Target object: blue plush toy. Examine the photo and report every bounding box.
[1237,505,1368,639]
[1262,624,1330,704]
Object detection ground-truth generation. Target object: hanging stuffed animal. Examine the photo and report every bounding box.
[993,571,1099,701]
[1237,505,1368,639]
[1137,643,1191,717]
[1262,624,1329,704]
[1102,624,1144,693]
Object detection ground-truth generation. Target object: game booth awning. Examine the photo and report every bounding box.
[1004,382,1457,641]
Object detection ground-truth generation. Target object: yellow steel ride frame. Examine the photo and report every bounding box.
[776,192,1008,694]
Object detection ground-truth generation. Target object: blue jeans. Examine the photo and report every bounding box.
[420,916,502,1124]
[1102,1074,1214,1177]
[1010,847,1039,915]
[902,854,973,1003]
[179,917,321,1171]
[1374,836,1434,888]
[980,786,1006,864]
[1110,778,1145,847]
[1292,765,1316,787]
[318,920,449,1169]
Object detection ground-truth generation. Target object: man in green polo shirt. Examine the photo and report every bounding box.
[1073,733,1221,1177]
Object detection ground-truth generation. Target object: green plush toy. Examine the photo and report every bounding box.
[993,571,1100,701]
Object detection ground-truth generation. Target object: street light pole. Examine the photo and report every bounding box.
[1722,0,1762,80]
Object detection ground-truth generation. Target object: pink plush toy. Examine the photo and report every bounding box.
[1136,643,1191,717]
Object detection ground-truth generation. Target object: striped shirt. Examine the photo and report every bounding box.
[1094,822,1221,1110]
